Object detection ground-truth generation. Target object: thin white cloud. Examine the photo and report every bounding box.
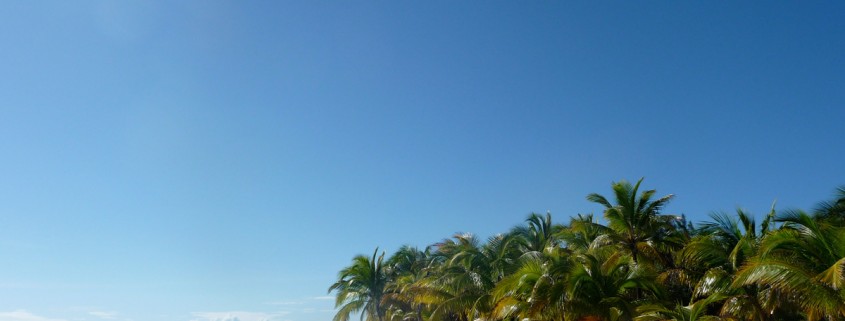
[190,311,289,321]
[0,310,67,321]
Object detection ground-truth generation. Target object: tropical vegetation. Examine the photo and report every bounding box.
[329,178,845,321]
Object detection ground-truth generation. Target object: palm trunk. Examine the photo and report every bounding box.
[630,243,638,265]
[630,243,641,300]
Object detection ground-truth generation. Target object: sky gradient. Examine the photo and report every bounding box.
[0,2,843,321]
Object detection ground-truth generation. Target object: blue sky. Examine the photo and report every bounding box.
[0,1,843,321]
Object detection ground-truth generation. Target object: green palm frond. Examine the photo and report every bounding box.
[760,201,777,235]
[635,296,723,321]
[587,178,679,267]
[588,192,614,209]
[329,249,390,321]
[735,257,844,319]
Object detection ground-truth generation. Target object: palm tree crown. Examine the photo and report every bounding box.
[329,249,390,321]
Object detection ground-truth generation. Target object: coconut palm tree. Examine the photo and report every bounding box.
[586,178,679,267]
[557,213,609,254]
[491,243,575,321]
[512,212,564,256]
[565,251,663,321]
[685,207,786,321]
[417,232,523,321]
[734,210,845,321]
[329,249,390,321]
[384,246,432,321]
[413,233,494,321]
[490,212,572,321]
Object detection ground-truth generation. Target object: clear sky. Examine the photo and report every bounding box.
[0,2,843,321]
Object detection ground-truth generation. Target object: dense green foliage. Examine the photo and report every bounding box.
[329,179,845,321]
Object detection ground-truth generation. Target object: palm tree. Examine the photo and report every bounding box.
[384,246,433,321]
[586,178,678,266]
[512,212,564,256]
[734,210,845,320]
[566,251,663,321]
[685,207,783,321]
[414,233,492,321]
[416,232,523,321]
[491,242,575,321]
[490,213,572,321]
[557,213,609,254]
[329,249,390,321]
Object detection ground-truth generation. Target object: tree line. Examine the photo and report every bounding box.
[329,178,845,321]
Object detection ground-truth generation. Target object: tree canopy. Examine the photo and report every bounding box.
[330,179,845,321]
